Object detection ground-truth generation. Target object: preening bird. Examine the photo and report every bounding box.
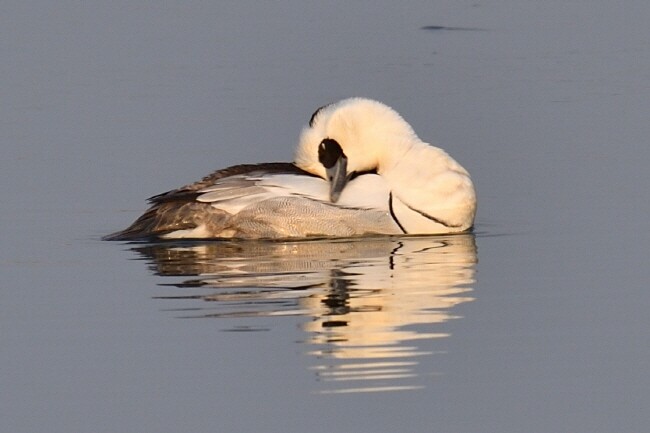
[104,97,476,240]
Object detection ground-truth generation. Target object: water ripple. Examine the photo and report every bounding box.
[129,234,477,393]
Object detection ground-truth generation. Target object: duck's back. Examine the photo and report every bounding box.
[103,164,400,240]
[103,163,300,240]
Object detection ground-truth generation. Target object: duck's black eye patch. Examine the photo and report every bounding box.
[308,103,331,127]
[318,138,344,169]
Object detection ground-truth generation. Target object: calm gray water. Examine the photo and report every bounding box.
[3,1,650,432]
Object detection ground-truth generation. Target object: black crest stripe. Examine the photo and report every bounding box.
[308,103,331,127]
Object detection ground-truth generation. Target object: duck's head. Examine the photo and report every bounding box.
[295,98,419,202]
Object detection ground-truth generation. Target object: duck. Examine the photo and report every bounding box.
[103,97,476,241]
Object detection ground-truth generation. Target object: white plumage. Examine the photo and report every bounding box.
[104,98,476,240]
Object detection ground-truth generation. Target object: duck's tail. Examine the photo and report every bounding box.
[103,201,228,241]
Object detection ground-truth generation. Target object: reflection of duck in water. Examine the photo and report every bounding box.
[300,237,476,393]
[134,235,477,393]
[105,98,476,240]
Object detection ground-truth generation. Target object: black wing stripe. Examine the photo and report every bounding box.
[403,201,463,228]
[388,192,407,234]
[390,193,463,230]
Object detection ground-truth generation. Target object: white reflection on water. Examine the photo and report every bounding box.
[130,235,477,393]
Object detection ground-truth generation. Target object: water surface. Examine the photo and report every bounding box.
[134,235,477,395]
[3,1,650,432]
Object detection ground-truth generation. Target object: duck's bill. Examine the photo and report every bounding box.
[326,155,348,203]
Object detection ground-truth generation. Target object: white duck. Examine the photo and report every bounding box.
[104,98,476,240]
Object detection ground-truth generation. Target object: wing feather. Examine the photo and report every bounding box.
[149,163,311,203]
